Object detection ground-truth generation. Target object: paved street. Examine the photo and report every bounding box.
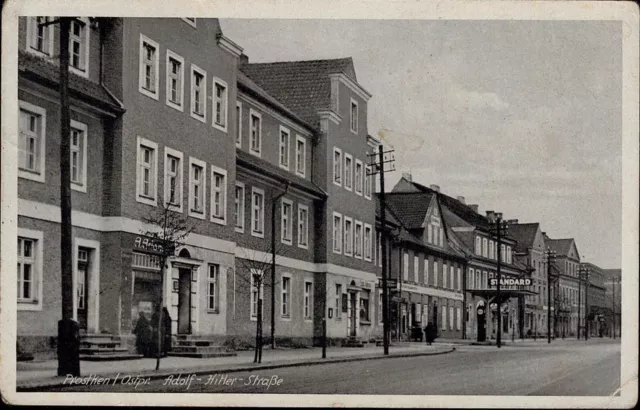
[50,339,620,395]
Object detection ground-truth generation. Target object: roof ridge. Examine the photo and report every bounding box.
[246,57,354,66]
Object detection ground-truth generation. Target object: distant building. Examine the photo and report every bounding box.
[603,268,622,337]
[581,262,608,338]
[545,235,581,338]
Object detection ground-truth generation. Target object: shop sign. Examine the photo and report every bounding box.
[489,277,532,287]
[377,278,398,288]
[133,236,165,254]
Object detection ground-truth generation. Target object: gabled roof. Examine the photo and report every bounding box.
[384,192,434,230]
[374,195,402,228]
[545,238,574,257]
[18,51,124,113]
[508,223,540,252]
[240,57,356,125]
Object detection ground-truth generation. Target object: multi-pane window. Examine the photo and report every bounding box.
[191,66,206,120]
[378,291,384,323]
[298,205,309,248]
[424,259,430,284]
[69,19,87,73]
[441,308,447,330]
[208,264,219,311]
[164,150,183,210]
[434,260,439,286]
[350,99,358,133]
[304,282,313,319]
[344,154,353,190]
[333,148,342,185]
[28,17,52,56]
[450,265,455,290]
[354,221,363,259]
[501,244,506,262]
[413,256,419,282]
[295,136,306,177]
[251,188,265,236]
[77,248,88,310]
[333,213,343,254]
[189,159,205,216]
[18,106,43,176]
[250,111,262,155]
[211,168,226,223]
[250,271,263,319]
[475,237,481,255]
[213,79,228,130]
[235,183,245,232]
[468,268,475,289]
[427,224,433,244]
[279,127,290,169]
[344,217,353,256]
[139,35,159,98]
[335,284,342,319]
[235,102,242,147]
[449,306,454,330]
[166,51,184,110]
[281,276,290,317]
[359,290,370,322]
[364,224,372,261]
[137,138,158,204]
[476,270,481,290]
[443,263,448,288]
[457,268,462,291]
[364,165,372,199]
[482,238,488,258]
[281,199,293,244]
[17,237,36,301]
[507,246,512,264]
[355,160,363,195]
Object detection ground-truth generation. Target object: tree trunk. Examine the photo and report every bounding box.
[254,298,262,363]
[155,261,166,371]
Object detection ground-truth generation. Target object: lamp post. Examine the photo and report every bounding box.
[545,247,556,343]
[487,211,508,348]
[579,264,590,341]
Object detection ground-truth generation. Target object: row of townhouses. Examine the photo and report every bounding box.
[15,17,617,359]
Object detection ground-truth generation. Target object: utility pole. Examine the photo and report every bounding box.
[611,277,618,339]
[577,268,582,340]
[579,264,590,341]
[488,212,507,348]
[368,145,395,355]
[545,247,556,344]
[270,183,289,349]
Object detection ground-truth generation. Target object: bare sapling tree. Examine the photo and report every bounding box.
[140,179,195,370]
[235,239,287,363]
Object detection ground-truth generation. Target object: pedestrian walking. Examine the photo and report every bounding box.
[424,322,436,345]
[162,307,172,356]
[133,312,151,357]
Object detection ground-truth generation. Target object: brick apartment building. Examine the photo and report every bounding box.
[392,175,532,342]
[545,235,581,338]
[16,17,384,357]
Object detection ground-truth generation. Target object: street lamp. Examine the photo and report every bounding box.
[487,211,508,348]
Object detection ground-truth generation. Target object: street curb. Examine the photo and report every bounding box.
[16,347,455,391]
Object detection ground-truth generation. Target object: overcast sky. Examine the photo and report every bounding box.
[221,19,622,269]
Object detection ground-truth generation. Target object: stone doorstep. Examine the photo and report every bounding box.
[17,347,455,391]
[79,347,129,354]
[79,353,143,362]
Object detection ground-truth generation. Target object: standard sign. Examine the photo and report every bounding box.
[489,277,532,287]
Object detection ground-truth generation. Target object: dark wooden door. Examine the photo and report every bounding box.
[177,269,191,334]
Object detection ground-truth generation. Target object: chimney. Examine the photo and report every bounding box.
[507,219,519,224]
[239,53,249,67]
[402,172,412,182]
[456,196,465,204]
[486,210,495,218]
[430,184,440,193]
[469,204,479,213]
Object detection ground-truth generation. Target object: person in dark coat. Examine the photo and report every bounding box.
[424,322,436,345]
[133,312,151,357]
[162,307,172,356]
[150,305,161,358]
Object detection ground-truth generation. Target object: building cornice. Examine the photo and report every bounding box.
[329,72,372,102]
[217,34,244,58]
[317,110,342,125]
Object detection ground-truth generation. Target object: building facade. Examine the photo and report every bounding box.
[545,235,581,338]
[581,262,608,338]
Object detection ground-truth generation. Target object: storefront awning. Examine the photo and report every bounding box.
[468,288,537,304]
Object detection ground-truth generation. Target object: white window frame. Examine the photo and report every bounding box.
[354,220,363,259]
[427,224,433,244]
[250,269,264,321]
[212,77,228,132]
[413,255,419,283]
[449,306,454,330]
[364,165,372,200]
[450,265,455,290]
[343,216,354,257]
[207,264,219,312]
[297,204,309,249]
[457,267,462,291]
[333,147,342,186]
[190,64,207,123]
[138,34,159,100]
[354,159,364,196]
[68,18,90,78]
[295,135,306,178]
[18,101,47,183]
[483,238,488,258]
[344,153,353,191]
[17,228,44,311]
[507,246,512,264]
[163,147,184,212]
[279,126,291,170]
[336,284,343,319]
[181,18,196,28]
[136,136,158,206]
[251,187,265,238]
[280,198,293,245]
[475,236,481,255]
[26,17,54,58]
[249,109,262,157]
[235,101,242,148]
[489,240,494,260]
[234,182,245,233]
[443,263,448,288]
[281,274,291,319]
[333,212,343,254]
[364,223,373,262]
[304,281,313,321]
[69,120,88,193]
[165,49,185,112]
[441,307,447,330]
[434,260,439,287]
[403,251,409,281]
[188,157,207,219]
[210,165,227,225]
[424,258,430,285]
[350,98,359,134]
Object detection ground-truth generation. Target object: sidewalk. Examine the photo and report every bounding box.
[16,343,454,390]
